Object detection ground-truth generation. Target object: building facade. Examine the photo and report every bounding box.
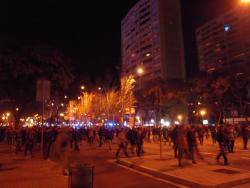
[196,7,250,73]
[121,0,186,89]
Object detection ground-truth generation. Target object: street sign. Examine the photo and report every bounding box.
[36,80,51,102]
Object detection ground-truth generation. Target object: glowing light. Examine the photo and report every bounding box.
[174,121,180,125]
[78,96,81,100]
[164,121,170,127]
[203,120,209,125]
[6,112,10,117]
[146,53,151,57]
[124,121,128,127]
[150,119,155,124]
[161,119,170,127]
[98,87,102,91]
[64,95,68,99]
[224,25,230,32]
[16,108,19,112]
[137,67,144,75]
[240,0,250,4]
[81,86,85,90]
[59,113,64,117]
[200,109,207,117]
[160,119,165,124]
[177,115,183,121]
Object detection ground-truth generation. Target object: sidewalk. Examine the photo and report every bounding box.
[117,155,250,188]
[0,144,68,188]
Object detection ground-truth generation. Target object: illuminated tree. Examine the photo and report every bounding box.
[118,75,136,116]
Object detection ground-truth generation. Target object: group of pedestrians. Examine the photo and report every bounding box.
[170,123,249,167]
[0,126,82,158]
[0,122,249,169]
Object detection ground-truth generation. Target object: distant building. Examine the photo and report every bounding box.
[121,0,186,90]
[196,7,250,74]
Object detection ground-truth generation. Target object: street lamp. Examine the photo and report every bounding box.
[15,107,19,112]
[80,85,85,90]
[177,115,183,122]
[199,109,207,125]
[199,109,207,117]
[137,67,144,76]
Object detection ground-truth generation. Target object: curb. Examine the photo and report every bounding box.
[116,159,250,188]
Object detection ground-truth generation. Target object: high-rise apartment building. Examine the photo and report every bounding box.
[196,7,250,73]
[121,0,186,89]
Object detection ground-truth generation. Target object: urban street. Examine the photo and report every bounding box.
[0,0,250,188]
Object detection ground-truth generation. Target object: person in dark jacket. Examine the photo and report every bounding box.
[127,128,137,154]
[98,126,106,147]
[24,133,34,157]
[241,126,249,150]
[216,126,229,165]
[187,126,203,164]
[171,125,178,158]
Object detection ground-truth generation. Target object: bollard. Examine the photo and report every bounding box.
[68,163,94,188]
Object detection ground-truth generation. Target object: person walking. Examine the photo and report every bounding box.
[98,126,106,147]
[171,125,179,158]
[187,126,203,164]
[216,126,229,165]
[227,125,236,153]
[115,129,129,160]
[24,132,34,157]
[197,126,204,145]
[136,128,144,157]
[241,126,249,150]
[177,124,189,167]
[211,126,217,144]
[105,128,114,151]
[127,128,137,155]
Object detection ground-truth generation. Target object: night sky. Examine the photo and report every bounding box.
[0,0,237,81]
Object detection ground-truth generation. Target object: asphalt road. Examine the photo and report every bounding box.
[0,136,250,188]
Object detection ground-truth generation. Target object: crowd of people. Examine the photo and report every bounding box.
[0,123,249,171]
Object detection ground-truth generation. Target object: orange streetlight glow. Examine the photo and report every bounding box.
[177,115,183,121]
[240,0,250,4]
[137,67,144,75]
[200,109,207,117]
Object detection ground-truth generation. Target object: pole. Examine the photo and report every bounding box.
[160,132,162,159]
[41,80,45,158]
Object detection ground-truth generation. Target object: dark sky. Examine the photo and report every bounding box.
[0,0,237,80]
